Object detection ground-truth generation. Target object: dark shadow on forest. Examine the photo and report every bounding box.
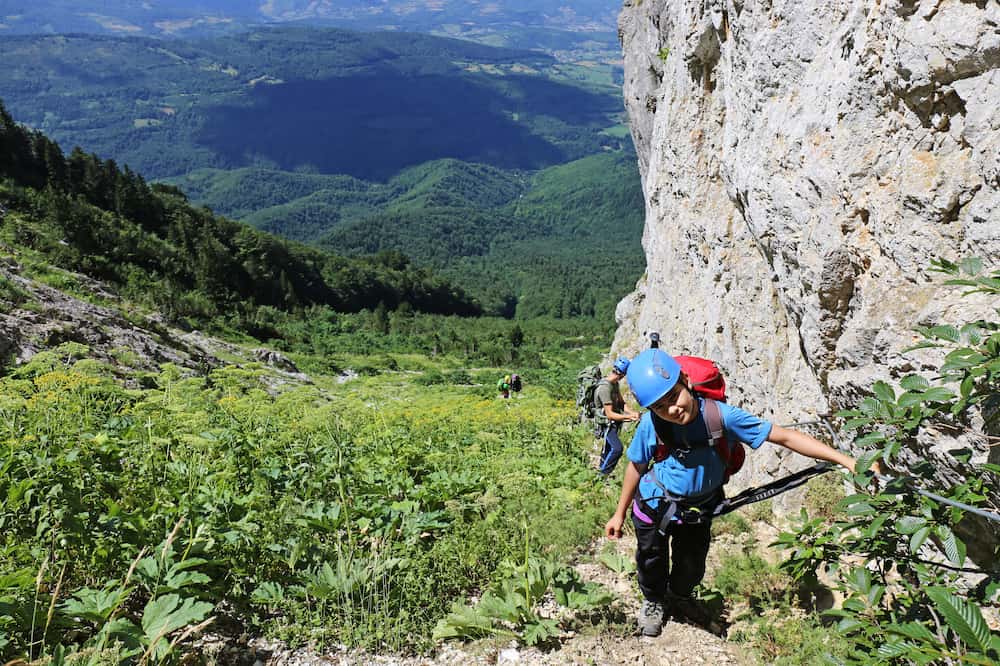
[196,69,615,181]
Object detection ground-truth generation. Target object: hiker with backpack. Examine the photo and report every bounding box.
[594,357,641,477]
[604,348,875,637]
[497,374,511,399]
[510,374,522,394]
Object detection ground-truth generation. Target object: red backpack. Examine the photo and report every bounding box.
[651,356,745,481]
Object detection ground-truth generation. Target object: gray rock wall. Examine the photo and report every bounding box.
[614,0,999,526]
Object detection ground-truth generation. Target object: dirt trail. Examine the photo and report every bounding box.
[200,533,753,666]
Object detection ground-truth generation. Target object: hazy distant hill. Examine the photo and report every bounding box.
[0,27,624,181]
[0,0,618,45]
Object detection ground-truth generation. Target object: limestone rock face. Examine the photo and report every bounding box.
[615,0,999,525]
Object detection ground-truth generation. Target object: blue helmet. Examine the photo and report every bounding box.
[626,349,682,407]
[612,356,630,375]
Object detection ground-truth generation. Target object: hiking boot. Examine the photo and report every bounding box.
[638,598,665,637]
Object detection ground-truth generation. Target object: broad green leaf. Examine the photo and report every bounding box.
[899,375,931,392]
[849,568,872,593]
[836,617,864,634]
[845,501,875,516]
[95,617,143,653]
[925,587,991,653]
[250,582,285,605]
[959,257,983,276]
[854,432,886,447]
[886,622,936,642]
[141,594,213,642]
[523,618,560,646]
[895,516,927,535]
[920,387,955,403]
[935,525,966,567]
[929,325,960,343]
[897,391,925,408]
[877,641,918,657]
[844,417,871,430]
[873,381,896,404]
[909,526,931,553]
[432,602,498,641]
[62,584,131,623]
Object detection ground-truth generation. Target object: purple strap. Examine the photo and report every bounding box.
[632,499,655,524]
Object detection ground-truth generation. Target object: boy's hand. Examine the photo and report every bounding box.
[605,514,625,539]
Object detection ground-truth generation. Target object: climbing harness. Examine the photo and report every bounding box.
[639,462,833,534]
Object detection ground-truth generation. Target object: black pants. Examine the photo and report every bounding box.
[632,512,712,601]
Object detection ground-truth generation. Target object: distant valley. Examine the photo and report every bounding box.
[0,25,643,319]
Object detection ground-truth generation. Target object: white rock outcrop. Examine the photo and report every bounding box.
[614,0,998,539]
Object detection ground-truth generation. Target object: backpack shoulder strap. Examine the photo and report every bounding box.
[702,398,724,444]
[702,398,735,478]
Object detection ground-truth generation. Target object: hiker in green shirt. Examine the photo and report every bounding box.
[596,357,640,476]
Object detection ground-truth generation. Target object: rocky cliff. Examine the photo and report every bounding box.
[614,0,998,538]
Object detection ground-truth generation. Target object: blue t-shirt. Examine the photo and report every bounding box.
[627,398,773,506]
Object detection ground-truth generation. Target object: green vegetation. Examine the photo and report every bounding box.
[775,258,1000,664]
[0,26,642,320]
[0,340,615,660]
[171,152,645,320]
[316,152,646,318]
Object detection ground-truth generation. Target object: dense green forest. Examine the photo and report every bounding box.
[171,153,646,318]
[0,27,625,181]
[0,100,481,323]
[319,153,646,318]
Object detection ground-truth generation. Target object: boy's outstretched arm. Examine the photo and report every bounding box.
[605,461,647,538]
[767,425,880,474]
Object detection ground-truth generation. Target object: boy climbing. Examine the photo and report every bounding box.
[604,348,875,637]
[595,357,641,476]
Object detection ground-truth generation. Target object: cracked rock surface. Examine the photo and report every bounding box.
[613,0,998,554]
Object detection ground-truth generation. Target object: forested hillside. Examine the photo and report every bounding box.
[0,25,642,320]
[0,100,480,323]
[174,153,646,319]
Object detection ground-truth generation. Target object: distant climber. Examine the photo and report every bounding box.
[510,373,522,393]
[497,374,511,399]
[594,356,640,476]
